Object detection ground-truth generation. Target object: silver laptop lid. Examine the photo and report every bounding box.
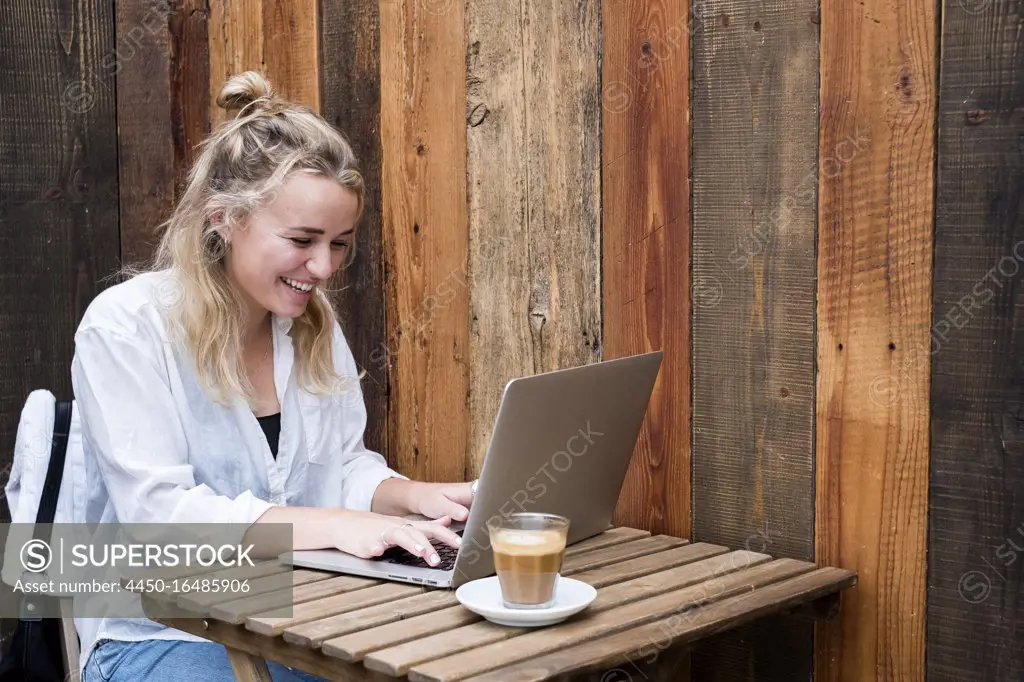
[447,351,663,587]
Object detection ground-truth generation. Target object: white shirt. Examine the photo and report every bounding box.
[69,269,404,671]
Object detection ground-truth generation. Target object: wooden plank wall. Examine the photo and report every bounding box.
[2,1,1022,680]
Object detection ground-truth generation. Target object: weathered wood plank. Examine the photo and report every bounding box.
[171,0,211,183]
[0,0,120,526]
[564,527,650,553]
[262,0,317,110]
[116,0,175,265]
[560,535,686,574]
[322,603,479,664]
[466,0,601,476]
[458,568,857,682]
[816,0,937,678]
[689,3,820,678]
[366,553,781,678]
[320,0,388,455]
[464,0,530,470]
[246,582,423,636]
[602,0,692,540]
[156,609,392,681]
[212,574,379,625]
[320,543,731,662]
[178,568,332,612]
[380,0,469,482]
[927,2,1024,680]
[115,0,208,265]
[208,0,263,128]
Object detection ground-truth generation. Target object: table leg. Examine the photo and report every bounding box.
[226,646,272,682]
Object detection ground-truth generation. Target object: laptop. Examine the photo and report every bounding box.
[281,351,663,589]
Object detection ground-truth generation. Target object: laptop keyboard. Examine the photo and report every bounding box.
[375,529,463,571]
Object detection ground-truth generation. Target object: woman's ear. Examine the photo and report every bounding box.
[210,210,231,244]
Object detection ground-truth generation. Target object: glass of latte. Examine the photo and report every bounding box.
[487,513,570,609]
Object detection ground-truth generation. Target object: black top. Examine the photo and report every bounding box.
[256,412,281,458]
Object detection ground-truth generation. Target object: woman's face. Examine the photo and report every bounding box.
[222,171,358,323]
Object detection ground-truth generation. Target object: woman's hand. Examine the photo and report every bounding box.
[247,506,462,567]
[407,481,474,522]
[372,479,475,522]
[331,510,461,567]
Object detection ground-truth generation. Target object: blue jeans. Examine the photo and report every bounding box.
[83,638,329,682]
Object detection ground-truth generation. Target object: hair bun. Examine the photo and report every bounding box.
[216,71,276,117]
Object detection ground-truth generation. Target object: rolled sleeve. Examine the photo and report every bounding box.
[338,455,406,512]
[72,324,274,527]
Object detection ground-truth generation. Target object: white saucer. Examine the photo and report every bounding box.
[455,576,597,627]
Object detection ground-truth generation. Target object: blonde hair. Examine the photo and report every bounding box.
[145,71,363,406]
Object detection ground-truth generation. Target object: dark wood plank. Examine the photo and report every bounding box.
[380,0,469,482]
[0,0,120,523]
[171,0,211,189]
[320,0,389,456]
[602,0,692,540]
[457,568,856,682]
[116,0,209,265]
[115,0,175,265]
[927,2,1024,680]
[689,2,820,680]
[816,0,937,679]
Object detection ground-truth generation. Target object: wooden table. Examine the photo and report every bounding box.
[128,527,856,681]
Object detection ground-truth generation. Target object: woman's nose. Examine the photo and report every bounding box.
[306,245,333,279]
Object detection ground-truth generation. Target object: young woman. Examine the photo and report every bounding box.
[71,71,471,681]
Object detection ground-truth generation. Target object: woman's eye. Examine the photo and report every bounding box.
[331,242,349,251]
[290,238,313,246]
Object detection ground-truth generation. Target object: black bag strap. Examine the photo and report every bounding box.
[33,400,72,531]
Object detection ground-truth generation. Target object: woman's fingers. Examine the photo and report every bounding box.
[416,521,462,550]
[391,525,441,566]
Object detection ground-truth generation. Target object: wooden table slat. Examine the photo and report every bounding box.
[129,560,296,604]
[211,575,381,624]
[455,567,858,682]
[316,543,731,659]
[561,526,651,554]
[178,568,335,611]
[293,542,728,650]
[366,551,784,677]
[246,582,426,636]
[154,605,388,682]
[559,535,688,573]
